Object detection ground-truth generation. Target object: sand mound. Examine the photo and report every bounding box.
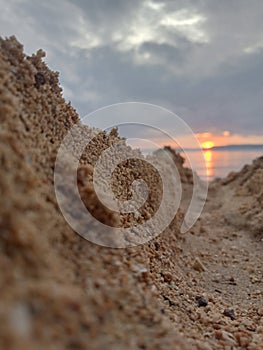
[0,36,191,349]
[155,146,194,185]
[212,157,263,235]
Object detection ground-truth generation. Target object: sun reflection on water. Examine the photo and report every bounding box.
[204,150,214,179]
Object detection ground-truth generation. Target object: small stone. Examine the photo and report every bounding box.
[195,296,208,307]
[223,308,235,320]
[35,72,46,88]
[162,295,175,307]
[235,331,252,347]
[258,308,263,316]
[192,258,206,272]
[215,330,222,340]
[10,303,32,337]
[163,272,173,283]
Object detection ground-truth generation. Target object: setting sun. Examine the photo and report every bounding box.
[201,141,215,150]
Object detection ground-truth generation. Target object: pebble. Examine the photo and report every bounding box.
[162,272,173,283]
[223,308,236,320]
[258,308,263,316]
[192,258,206,272]
[10,303,32,337]
[195,296,208,307]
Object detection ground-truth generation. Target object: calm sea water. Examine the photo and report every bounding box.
[184,148,263,181]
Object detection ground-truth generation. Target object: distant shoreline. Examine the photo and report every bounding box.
[140,144,263,154]
[210,144,263,151]
[180,144,263,152]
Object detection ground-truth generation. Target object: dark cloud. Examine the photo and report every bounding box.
[0,0,262,136]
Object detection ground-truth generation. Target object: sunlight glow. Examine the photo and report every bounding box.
[202,141,215,150]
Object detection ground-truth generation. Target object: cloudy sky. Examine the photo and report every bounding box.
[1,0,263,145]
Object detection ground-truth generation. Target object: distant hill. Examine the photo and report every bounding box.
[211,144,263,151]
[174,144,263,152]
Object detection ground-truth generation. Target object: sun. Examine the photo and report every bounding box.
[202,141,215,150]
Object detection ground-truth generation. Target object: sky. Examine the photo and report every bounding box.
[1,0,263,146]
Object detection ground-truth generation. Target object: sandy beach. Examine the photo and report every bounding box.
[0,37,262,350]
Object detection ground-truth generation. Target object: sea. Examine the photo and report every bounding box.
[183,145,263,181]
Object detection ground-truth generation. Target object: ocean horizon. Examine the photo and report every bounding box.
[182,144,263,181]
